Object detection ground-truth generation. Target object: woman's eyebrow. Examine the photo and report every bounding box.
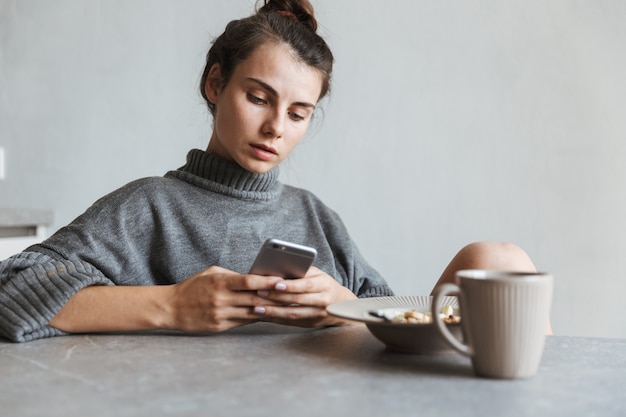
[247,77,316,109]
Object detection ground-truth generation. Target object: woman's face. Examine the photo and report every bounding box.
[205,41,323,173]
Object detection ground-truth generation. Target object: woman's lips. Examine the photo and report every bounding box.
[251,144,277,161]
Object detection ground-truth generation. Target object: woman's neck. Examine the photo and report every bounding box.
[178,149,280,194]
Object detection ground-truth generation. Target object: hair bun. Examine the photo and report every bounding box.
[258,0,318,32]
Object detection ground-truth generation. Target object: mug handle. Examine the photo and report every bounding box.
[432,283,473,356]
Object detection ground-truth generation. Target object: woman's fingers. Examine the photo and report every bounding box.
[170,265,356,331]
[167,266,287,332]
[256,289,329,307]
[253,304,326,326]
[195,266,283,291]
[252,304,355,328]
[251,267,358,327]
[254,267,352,307]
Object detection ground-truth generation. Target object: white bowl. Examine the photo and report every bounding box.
[327,295,463,354]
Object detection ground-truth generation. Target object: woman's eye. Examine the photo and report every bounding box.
[289,112,305,121]
[247,93,265,104]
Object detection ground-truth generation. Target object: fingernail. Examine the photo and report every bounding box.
[275,282,287,291]
[254,306,266,314]
[257,290,269,297]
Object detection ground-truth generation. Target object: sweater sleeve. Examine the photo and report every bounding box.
[0,251,113,343]
[345,241,395,298]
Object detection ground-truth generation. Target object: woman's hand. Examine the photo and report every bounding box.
[251,266,358,328]
[165,266,286,333]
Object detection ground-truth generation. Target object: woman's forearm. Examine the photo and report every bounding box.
[48,285,174,333]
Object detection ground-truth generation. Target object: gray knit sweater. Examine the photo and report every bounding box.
[0,150,393,342]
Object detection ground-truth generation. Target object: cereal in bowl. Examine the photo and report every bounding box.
[393,305,460,324]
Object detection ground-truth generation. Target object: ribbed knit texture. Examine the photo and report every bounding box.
[0,252,111,342]
[173,149,281,200]
[0,150,393,342]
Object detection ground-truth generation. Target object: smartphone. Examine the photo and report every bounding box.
[249,239,317,279]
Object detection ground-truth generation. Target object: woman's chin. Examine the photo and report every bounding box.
[238,158,277,174]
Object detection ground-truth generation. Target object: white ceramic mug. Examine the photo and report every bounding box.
[432,270,553,379]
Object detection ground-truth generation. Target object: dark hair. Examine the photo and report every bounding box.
[199,0,334,115]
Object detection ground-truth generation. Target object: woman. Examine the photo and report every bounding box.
[0,0,539,342]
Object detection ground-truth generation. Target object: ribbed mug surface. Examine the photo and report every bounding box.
[459,274,553,378]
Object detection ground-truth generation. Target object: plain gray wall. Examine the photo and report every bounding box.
[1,0,625,338]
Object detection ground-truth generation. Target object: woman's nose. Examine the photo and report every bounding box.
[262,110,285,139]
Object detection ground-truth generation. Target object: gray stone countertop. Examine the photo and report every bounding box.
[1,324,624,417]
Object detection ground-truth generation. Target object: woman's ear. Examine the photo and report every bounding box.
[204,64,222,104]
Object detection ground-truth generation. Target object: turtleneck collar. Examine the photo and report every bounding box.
[166,149,282,201]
